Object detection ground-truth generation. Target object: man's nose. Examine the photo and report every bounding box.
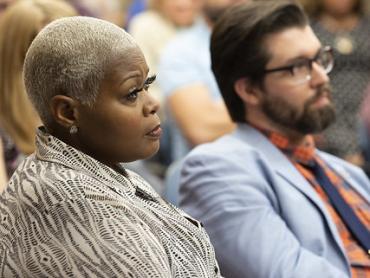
[310,61,330,86]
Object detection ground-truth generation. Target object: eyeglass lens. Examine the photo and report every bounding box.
[294,47,333,83]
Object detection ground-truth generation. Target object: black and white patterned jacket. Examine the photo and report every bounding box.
[0,128,221,278]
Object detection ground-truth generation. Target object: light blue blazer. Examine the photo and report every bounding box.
[179,124,370,278]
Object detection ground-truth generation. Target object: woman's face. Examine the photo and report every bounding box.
[322,0,358,16]
[75,47,161,167]
[160,0,202,27]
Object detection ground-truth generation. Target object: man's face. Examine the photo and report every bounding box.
[256,25,335,135]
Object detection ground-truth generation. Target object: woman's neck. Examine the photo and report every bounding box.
[319,12,359,32]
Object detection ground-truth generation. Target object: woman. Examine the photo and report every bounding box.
[0,0,77,177]
[299,0,370,166]
[0,16,220,277]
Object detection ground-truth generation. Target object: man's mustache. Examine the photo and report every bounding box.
[307,83,332,105]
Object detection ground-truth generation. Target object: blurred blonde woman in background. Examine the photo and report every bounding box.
[0,0,77,177]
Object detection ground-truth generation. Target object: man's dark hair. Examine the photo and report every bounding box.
[211,0,308,122]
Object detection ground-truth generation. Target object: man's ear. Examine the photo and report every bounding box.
[234,78,261,106]
[50,95,79,128]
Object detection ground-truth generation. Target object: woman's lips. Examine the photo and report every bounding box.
[146,124,162,139]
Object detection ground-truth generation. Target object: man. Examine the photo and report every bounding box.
[157,0,241,162]
[179,1,370,277]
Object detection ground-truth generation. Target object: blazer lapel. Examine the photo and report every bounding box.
[234,124,347,255]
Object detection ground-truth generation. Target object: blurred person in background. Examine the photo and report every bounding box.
[129,0,203,108]
[68,0,132,27]
[126,0,148,25]
[157,0,243,204]
[299,0,370,167]
[0,0,14,17]
[157,0,242,164]
[0,129,23,185]
[0,0,77,180]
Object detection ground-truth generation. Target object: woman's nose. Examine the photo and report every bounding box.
[143,92,160,116]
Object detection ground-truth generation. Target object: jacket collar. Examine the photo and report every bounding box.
[35,127,136,195]
[233,124,350,259]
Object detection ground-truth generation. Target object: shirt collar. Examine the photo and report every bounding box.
[255,126,316,166]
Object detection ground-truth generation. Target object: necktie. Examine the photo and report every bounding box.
[310,160,370,255]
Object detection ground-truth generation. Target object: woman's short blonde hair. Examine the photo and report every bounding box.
[0,0,77,154]
[24,16,138,127]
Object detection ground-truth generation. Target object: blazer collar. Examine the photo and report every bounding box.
[233,124,349,257]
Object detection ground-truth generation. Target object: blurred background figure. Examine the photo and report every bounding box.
[0,129,22,185]
[126,0,148,25]
[0,0,14,17]
[157,0,244,204]
[0,0,77,179]
[158,0,242,164]
[299,0,370,167]
[68,0,132,27]
[129,0,203,106]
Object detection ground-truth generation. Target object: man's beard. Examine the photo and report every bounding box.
[261,84,336,135]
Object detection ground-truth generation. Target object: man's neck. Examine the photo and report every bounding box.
[247,111,307,147]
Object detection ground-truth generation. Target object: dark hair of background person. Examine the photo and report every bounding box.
[210,0,309,123]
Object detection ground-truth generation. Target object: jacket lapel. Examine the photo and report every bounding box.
[234,124,347,255]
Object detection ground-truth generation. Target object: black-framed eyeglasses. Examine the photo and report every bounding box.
[263,46,334,84]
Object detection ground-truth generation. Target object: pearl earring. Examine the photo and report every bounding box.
[69,125,78,134]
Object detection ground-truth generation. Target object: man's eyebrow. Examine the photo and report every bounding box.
[283,48,322,64]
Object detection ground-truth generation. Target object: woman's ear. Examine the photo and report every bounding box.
[234,78,261,106]
[50,95,79,128]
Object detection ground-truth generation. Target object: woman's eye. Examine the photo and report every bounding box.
[126,89,140,102]
[124,75,156,102]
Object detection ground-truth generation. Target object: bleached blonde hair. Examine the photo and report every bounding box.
[24,16,138,126]
[0,0,77,154]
